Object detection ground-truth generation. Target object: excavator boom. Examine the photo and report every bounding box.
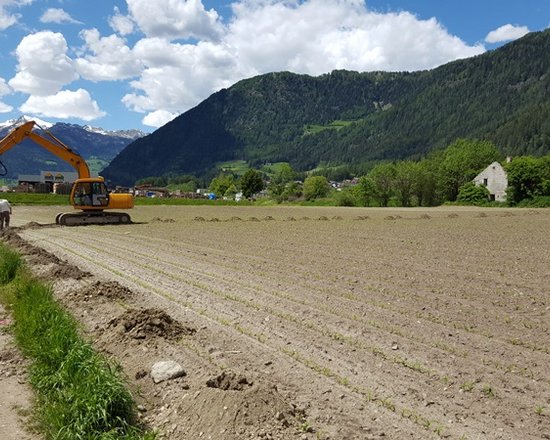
[0,120,133,226]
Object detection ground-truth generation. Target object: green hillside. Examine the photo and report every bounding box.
[102,29,550,186]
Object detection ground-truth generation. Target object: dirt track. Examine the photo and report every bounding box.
[7,205,550,439]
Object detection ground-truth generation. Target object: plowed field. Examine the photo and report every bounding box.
[8,205,550,440]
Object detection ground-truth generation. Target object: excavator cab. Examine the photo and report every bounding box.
[72,179,110,209]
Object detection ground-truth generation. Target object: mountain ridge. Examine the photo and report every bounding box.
[0,116,146,179]
[98,28,550,185]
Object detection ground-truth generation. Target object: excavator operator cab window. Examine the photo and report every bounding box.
[74,181,109,207]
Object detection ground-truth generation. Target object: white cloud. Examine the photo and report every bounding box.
[75,28,143,81]
[120,0,484,120]
[485,24,530,43]
[40,8,82,24]
[126,0,224,41]
[0,77,12,113]
[19,88,106,121]
[0,77,10,96]
[8,31,78,95]
[109,6,135,35]
[142,109,178,127]
[0,0,32,30]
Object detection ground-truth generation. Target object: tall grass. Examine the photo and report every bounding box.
[0,242,154,440]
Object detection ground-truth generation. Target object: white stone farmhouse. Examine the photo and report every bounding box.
[473,161,508,202]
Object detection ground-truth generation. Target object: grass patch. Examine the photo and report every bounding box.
[0,242,154,440]
[303,120,354,135]
[3,193,71,206]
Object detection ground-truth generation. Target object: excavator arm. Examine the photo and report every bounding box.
[0,120,133,226]
[0,121,91,178]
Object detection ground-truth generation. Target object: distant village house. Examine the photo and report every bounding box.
[473,161,508,202]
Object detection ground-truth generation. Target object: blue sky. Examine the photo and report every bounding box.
[0,0,548,132]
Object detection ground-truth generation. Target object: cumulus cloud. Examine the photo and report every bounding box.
[40,8,82,24]
[75,29,143,81]
[109,6,135,35]
[120,0,484,121]
[0,0,32,30]
[142,109,178,127]
[485,24,530,43]
[19,88,106,121]
[0,77,12,113]
[8,31,78,95]
[127,0,224,41]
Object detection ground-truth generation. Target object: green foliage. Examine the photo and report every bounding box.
[354,176,376,207]
[369,163,396,207]
[457,182,490,205]
[436,139,500,202]
[2,193,70,206]
[0,247,154,440]
[240,168,264,198]
[303,176,330,200]
[0,244,22,285]
[268,163,297,202]
[505,155,550,204]
[335,187,357,206]
[209,173,235,197]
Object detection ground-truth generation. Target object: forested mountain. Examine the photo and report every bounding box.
[0,116,145,179]
[103,29,550,186]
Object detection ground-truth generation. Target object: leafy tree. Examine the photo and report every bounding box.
[269,163,295,200]
[369,163,396,207]
[224,184,238,199]
[457,182,490,205]
[394,161,419,207]
[354,176,376,207]
[303,176,330,200]
[281,181,302,201]
[411,160,437,206]
[505,156,547,204]
[240,168,264,199]
[336,187,357,206]
[209,173,235,197]
[437,139,500,202]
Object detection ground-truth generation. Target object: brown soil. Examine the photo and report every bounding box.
[2,205,550,440]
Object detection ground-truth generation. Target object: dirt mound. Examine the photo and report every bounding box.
[206,371,252,391]
[263,216,275,221]
[151,217,176,223]
[247,217,260,222]
[109,308,195,341]
[354,215,369,221]
[285,216,296,221]
[193,216,206,222]
[226,216,242,222]
[317,216,329,221]
[419,214,431,219]
[47,263,90,280]
[448,213,459,218]
[169,383,300,440]
[74,281,133,301]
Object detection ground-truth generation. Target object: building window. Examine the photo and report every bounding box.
[483,178,488,186]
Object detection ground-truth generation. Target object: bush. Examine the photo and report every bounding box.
[457,182,490,205]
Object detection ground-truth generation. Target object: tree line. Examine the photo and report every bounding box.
[198,138,550,207]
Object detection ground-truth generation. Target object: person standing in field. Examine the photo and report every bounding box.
[0,199,12,229]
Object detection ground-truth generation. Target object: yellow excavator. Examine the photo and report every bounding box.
[0,120,134,226]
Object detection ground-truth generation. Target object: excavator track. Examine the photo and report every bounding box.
[56,212,131,226]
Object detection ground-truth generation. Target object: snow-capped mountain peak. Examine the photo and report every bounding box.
[0,115,54,130]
